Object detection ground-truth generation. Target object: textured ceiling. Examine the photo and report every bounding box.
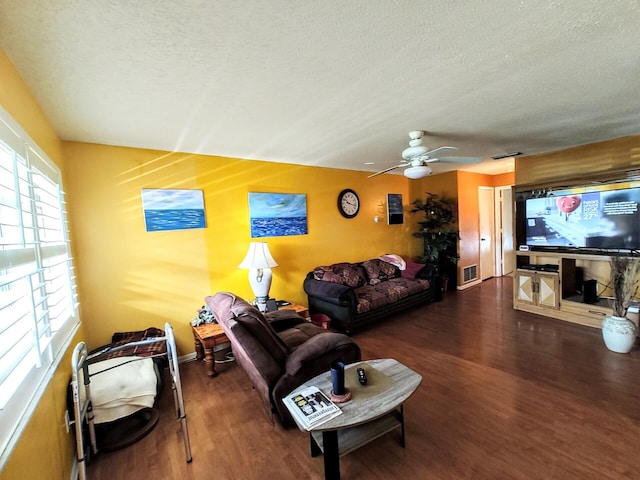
[1,1,639,177]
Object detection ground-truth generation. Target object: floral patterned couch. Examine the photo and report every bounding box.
[303,258,435,334]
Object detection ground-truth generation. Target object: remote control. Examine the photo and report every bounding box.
[357,367,367,385]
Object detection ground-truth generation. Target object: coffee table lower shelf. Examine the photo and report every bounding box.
[285,359,421,480]
[310,409,404,458]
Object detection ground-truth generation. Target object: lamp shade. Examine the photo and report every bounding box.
[404,165,432,179]
[238,242,278,269]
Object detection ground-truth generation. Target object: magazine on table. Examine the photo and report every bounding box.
[283,386,342,430]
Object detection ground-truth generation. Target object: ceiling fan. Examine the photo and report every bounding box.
[368,130,484,179]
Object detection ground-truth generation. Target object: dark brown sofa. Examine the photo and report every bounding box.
[205,292,361,425]
[303,258,435,334]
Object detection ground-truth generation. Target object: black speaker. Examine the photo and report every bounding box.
[575,267,584,294]
[265,298,278,312]
[582,279,598,304]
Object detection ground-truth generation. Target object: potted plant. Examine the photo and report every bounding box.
[411,193,459,299]
[602,254,640,353]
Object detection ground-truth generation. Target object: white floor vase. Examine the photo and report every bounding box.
[601,315,637,353]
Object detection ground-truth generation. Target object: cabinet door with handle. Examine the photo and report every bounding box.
[515,270,559,309]
[536,272,559,309]
[516,270,536,305]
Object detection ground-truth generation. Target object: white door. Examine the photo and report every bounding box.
[479,186,496,280]
[497,186,515,275]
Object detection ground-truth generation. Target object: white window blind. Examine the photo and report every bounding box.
[0,106,79,468]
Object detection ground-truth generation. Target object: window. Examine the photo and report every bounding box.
[0,105,79,467]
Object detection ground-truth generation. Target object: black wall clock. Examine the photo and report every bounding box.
[337,189,360,218]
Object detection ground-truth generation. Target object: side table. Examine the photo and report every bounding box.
[191,323,229,377]
[278,302,309,319]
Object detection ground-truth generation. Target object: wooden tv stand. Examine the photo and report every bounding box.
[514,251,613,329]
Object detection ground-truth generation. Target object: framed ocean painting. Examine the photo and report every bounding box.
[248,192,308,238]
[141,189,206,232]
[387,193,404,225]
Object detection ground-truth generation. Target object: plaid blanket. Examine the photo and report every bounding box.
[90,327,167,360]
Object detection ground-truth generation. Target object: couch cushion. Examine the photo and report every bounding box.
[362,258,400,285]
[313,262,367,287]
[265,309,305,332]
[354,277,430,313]
[226,295,290,365]
[278,322,326,350]
[390,277,430,295]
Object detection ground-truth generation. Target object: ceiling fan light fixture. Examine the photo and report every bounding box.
[404,165,432,179]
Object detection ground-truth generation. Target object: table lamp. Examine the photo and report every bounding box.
[238,242,279,312]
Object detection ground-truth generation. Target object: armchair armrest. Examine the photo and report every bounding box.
[272,331,361,425]
[284,332,360,377]
[303,276,355,306]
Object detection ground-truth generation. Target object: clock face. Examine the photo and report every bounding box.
[338,189,360,218]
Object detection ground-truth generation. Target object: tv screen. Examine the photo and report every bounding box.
[522,183,640,251]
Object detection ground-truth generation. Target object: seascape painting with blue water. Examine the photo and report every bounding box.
[142,189,206,232]
[249,192,308,238]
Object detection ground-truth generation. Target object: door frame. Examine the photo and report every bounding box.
[495,185,515,276]
[479,186,496,281]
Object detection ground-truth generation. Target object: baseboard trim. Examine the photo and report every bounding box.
[179,352,197,363]
[457,279,482,290]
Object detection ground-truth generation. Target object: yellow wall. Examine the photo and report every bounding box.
[0,50,81,480]
[62,142,418,353]
[0,51,63,167]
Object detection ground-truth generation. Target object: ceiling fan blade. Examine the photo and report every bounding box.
[367,164,404,178]
[424,146,458,156]
[435,156,484,164]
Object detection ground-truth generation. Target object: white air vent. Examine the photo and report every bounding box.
[463,265,478,283]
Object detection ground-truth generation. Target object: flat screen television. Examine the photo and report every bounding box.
[515,179,640,254]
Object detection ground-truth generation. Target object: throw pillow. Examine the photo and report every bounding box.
[313,263,367,287]
[401,260,426,279]
[362,258,399,285]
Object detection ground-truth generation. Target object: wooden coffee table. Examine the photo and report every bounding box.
[191,323,229,377]
[284,358,422,480]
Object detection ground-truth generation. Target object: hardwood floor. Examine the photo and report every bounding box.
[87,277,640,479]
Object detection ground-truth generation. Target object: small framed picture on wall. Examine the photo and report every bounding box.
[387,193,403,225]
[141,189,206,232]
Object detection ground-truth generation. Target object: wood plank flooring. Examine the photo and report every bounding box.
[87,277,640,479]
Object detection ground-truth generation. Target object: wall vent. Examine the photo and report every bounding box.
[463,264,478,283]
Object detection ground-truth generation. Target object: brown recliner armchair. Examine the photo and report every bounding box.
[205,292,361,425]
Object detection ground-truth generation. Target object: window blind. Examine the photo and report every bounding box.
[0,106,79,468]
